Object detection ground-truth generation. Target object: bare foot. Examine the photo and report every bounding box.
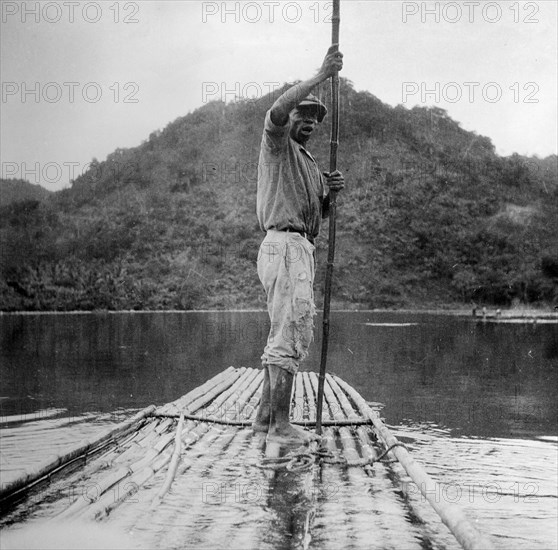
[266,423,320,445]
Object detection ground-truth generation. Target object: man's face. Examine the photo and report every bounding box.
[289,107,319,145]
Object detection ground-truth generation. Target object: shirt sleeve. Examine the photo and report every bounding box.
[262,109,289,153]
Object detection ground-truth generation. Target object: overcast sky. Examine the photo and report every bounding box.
[1,0,557,191]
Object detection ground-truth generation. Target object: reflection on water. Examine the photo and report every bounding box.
[2,311,556,438]
[1,311,557,548]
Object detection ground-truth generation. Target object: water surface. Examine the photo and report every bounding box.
[1,311,556,548]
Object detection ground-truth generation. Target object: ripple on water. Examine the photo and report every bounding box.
[0,409,137,485]
[391,422,558,550]
[1,416,556,549]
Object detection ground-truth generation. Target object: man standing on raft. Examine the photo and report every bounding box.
[253,46,345,444]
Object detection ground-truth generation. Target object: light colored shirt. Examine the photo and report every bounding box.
[256,110,325,239]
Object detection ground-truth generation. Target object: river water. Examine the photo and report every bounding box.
[1,311,557,549]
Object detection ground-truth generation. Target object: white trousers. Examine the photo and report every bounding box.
[257,230,316,374]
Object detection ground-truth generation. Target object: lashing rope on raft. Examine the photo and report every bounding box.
[150,411,375,427]
[258,442,408,472]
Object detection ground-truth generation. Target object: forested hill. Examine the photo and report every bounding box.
[1,79,557,311]
[0,179,51,207]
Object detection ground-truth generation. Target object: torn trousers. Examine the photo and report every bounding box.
[257,230,316,375]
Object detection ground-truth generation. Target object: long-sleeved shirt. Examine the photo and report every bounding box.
[256,110,326,240]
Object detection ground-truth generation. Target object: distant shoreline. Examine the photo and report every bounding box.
[1,307,557,319]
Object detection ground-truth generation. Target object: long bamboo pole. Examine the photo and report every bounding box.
[316,0,341,436]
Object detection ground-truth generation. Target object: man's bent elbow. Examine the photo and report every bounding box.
[270,106,289,127]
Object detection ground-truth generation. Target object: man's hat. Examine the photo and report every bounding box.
[297,94,327,123]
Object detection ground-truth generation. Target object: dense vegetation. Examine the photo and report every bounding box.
[0,179,51,207]
[1,80,557,311]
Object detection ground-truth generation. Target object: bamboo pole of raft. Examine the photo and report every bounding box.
[300,372,311,422]
[320,374,367,467]
[322,376,387,548]
[302,371,317,423]
[59,418,172,512]
[327,374,380,466]
[0,404,156,505]
[194,366,255,421]
[79,423,230,520]
[308,371,339,458]
[245,369,265,422]
[296,373,321,548]
[332,375,495,550]
[325,374,378,465]
[76,416,191,521]
[194,366,260,424]
[306,371,353,545]
[78,369,259,520]
[158,366,236,413]
[176,367,254,432]
[110,418,172,464]
[58,423,177,520]
[324,374,370,466]
[153,429,254,548]
[316,0,341,437]
[168,367,245,416]
[156,371,262,501]
[130,420,227,525]
[84,422,151,469]
[238,368,264,423]
[16,369,240,507]
[144,372,264,536]
[310,371,334,423]
[7,368,245,521]
[326,374,442,546]
[151,413,185,507]
[155,369,372,425]
[293,370,305,424]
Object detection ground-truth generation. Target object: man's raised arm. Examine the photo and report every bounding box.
[270,45,343,127]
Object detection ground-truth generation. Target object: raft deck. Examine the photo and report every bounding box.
[1,367,493,549]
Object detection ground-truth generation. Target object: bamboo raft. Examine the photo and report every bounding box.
[0,367,494,549]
